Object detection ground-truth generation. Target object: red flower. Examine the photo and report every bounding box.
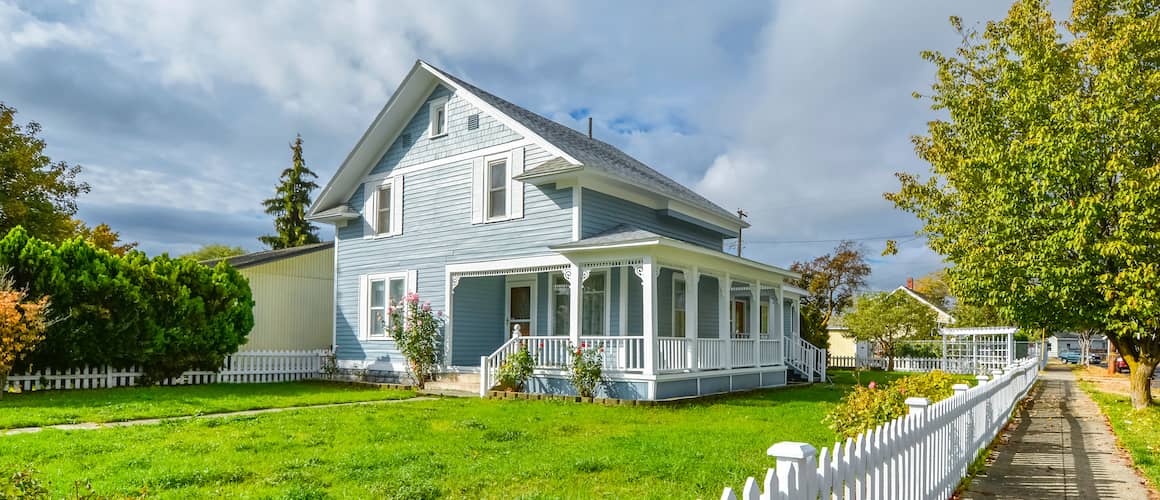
[580,342,587,348]
[538,343,544,348]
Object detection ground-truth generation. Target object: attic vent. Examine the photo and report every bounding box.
[467,114,480,130]
[401,132,413,147]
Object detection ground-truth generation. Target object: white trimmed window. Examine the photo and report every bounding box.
[672,275,686,338]
[471,148,525,224]
[428,97,449,138]
[582,271,609,336]
[359,271,416,340]
[363,176,403,238]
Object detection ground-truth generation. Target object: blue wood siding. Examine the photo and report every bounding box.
[335,98,573,364]
[370,85,522,177]
[451,276,505,366]
[581,189,725,250]
[626,270,643,334]
[609,268,621,335]
[698,276,719,338]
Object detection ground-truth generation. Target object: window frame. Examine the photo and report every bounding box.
[361,271,411,341]
[581,270,611,337]
[365,176,403,239]
[428,97,449,139]
[484,154,509,221]
[375,183,392,236]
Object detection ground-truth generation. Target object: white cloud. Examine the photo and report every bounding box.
[0,2,94,59]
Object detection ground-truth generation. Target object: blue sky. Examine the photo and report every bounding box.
[0,0,1069,290]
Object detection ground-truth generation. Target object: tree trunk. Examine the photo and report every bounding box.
[1128,358,1156,410]
[0,370,7,400]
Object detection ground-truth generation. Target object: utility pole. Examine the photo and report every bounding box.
[736,208,748,257]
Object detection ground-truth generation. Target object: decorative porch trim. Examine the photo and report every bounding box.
[452,263,570,283]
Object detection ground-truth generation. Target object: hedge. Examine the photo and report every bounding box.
[0,227,254,383]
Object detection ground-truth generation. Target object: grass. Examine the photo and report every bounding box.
[0,381,416,429]
[1079,381,1160,491]
[0,370,930,498]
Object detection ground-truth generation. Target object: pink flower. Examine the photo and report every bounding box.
[421,302,431,312]
[406,292,420,305]
[868,381,877,390]
[538,343,544,348]
[436,311,443,318]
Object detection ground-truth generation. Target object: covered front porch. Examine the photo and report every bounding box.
[445,231,821,400]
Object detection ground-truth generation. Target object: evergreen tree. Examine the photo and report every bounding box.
[259,134,320,249]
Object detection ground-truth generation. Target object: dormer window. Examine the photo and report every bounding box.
[428,97,449,138]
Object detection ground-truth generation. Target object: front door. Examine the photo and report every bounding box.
[507,283,533,337]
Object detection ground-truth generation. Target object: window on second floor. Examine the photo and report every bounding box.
[428,97,448,138]
[363,176,403,238]
[471,148,525,224]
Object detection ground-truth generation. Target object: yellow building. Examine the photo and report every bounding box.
[827,284,956,358]
[206,242,334,351]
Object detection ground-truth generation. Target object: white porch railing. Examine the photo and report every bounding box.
[697,339,729,369]
[722,357,1040,500]
[480,335,524,396]
[657,337,690,372]
[731,339,758,367]
[759,339,783,366]
[4,350,328,392]
[784,338,826,382]
[579,336,645,372]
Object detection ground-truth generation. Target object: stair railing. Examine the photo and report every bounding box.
[479,333,523,397]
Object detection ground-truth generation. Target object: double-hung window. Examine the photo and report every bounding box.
[362,271,412,340]
[364,176,403,238]
[582,271,608,336]
[428,97,448,138]
[486,157,508,220]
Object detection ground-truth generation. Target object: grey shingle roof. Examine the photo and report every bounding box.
[431,66,742,226]
[549,224,663,250]
[202,241,333,269]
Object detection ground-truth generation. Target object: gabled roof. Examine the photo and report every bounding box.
[202,241,333,269]
[309,60,745,233]
[894,286,955,323]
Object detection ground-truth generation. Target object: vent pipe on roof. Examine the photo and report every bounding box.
[588,117,593,139]
[907,277,914,289]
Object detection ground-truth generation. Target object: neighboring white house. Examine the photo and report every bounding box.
[204,242,334,352]
[827,281,955,357]
[1048,332,1107,357]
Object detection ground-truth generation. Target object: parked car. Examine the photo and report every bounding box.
[1115,356,1129,373]
[1059,350,1082,364]
[1089,353,1102,364]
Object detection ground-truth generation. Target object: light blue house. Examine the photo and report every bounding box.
[308,60,824,400]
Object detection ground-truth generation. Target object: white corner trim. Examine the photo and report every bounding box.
[572,186,582,241]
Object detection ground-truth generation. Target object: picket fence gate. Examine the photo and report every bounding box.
[4,350,327,392]
[722,357,1040,500]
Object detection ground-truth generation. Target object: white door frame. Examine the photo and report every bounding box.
[505,275,538,337]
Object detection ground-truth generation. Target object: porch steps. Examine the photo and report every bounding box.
[423,372,481,394]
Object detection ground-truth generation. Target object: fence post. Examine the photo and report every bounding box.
[768,442,817,498]
[906,397,930,498]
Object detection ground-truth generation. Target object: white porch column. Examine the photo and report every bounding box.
[641,257,657,375]
[750,281,762,339]
[568,263,582,347]
[685,267,699,370]
[719,272,732,368]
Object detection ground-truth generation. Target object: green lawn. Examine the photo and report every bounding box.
[0,381,415,429]
[0,370,916,498]
[1079,382,1160,491]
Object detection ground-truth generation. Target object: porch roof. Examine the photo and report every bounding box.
[549,226,800,282]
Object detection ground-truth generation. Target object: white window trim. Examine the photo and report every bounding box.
[505,276,538,337]
[358,270,416,341]
[428,96,449,139]
[484,152,510,222]
[364,176,404,239]
[580,270,611,337]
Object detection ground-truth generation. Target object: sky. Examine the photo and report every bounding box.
[0,0,1071,290]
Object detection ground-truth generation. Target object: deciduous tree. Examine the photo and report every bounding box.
[0,103,90,242]
[259,135,320,249]
[182,244,246,262]
[887,0,1160,408]
[69,220,137,256]
[0,270,51,398]
[790,241,871,349]
[843,291,938,371]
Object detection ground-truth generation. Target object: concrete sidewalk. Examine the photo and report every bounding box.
[963,365,1152,499]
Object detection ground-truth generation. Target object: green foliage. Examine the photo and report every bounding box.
[896,342,942,359]
[0,103,90,243]
[495,344,534,391]
[825,370,960,438]
[1,466,49,499]
[790,240,871,330]
[260,135,320,250]
[799,303,830,351]
[887,0,1160,407]
[843,291,938,370]
[567,344,603,398]
[67,221,137,256]
[387,294,443,387]
[181,244,247,262]
[0,227,255,383]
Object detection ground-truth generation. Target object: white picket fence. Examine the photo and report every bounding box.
[828,356,989,375]
[722,357,1040,500]
[4,350,327,392]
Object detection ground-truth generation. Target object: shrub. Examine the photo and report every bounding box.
[825,370,962,438]
[0,271,52,398]
[495,343,534,391]
[0,227,255,383]
[896,342,943,358]
[388,293,443,387]
[568,343,603,398]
